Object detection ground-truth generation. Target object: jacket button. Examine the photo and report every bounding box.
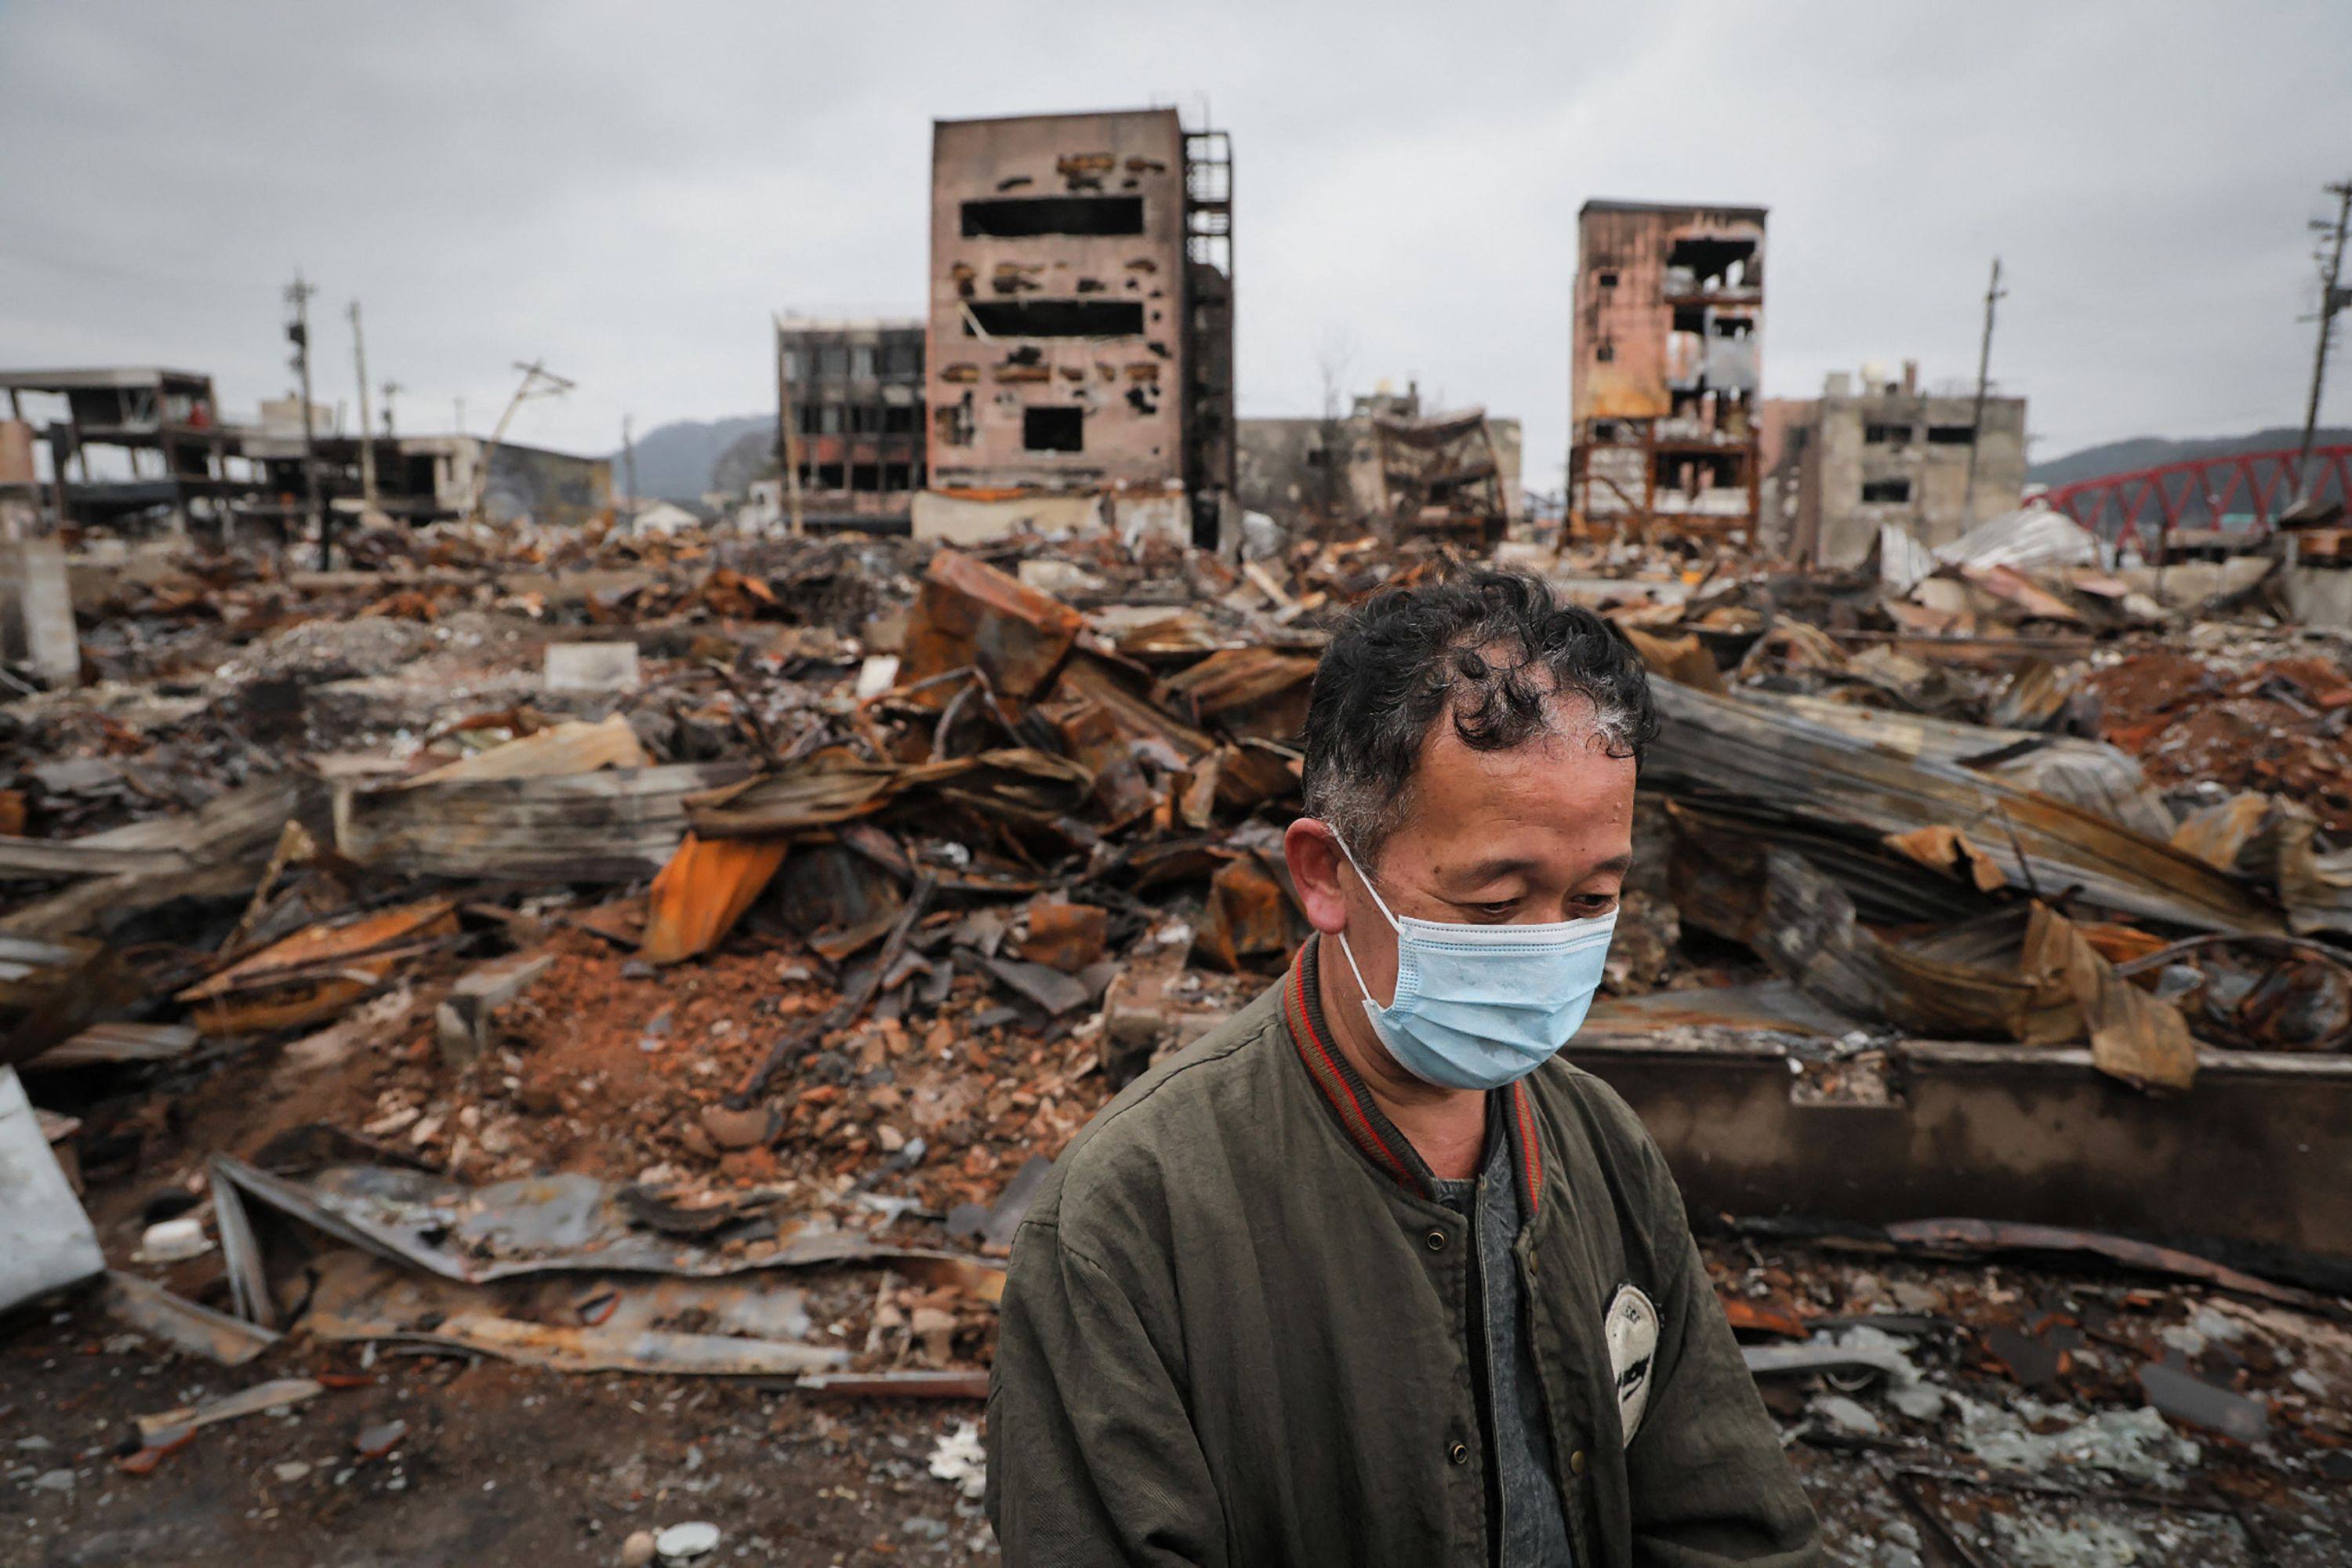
[1569,1449,1588,1477]
[1447,1442,1471,1466]
[1424,1229,1447,1252]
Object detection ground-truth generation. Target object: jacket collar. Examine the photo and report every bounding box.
[1283,935,1546,1218]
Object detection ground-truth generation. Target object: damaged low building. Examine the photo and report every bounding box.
[769,317,927,532]
[1762,362,2029,566]
[920,107,1232,546]
[1236,383,1523,543]
[1569,200,1766,541]
[238,428,615,532]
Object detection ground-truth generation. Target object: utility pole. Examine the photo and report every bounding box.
[285,271,325,567]
[349,300,379,521]
[466,360,574,524]
[775,316,805,538]
[621,412,639,522]
[1961,256,2006,526]
[2293,180,2352,508]
[380,380,402,437]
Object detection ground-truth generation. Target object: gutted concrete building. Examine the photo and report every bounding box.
[1762,364,2029,566]
[1569,200,1766,539]
[774,317,927,530]
[924,108,1232,544]
[0,368,251,533]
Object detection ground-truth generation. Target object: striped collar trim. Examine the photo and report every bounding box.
[1283,937,1544,1216]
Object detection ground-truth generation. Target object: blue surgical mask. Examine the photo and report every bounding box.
[1332,833,1617,1091]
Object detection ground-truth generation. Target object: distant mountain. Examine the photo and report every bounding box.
[614,413,770,501]
[712,426,780,497]
[2029,426,2352,487]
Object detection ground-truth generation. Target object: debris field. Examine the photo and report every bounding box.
[5,507,2352,1565]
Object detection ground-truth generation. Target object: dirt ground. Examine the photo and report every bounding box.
[2,1301,995,1568]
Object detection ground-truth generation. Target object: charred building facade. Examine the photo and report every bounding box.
[1570,200,1766,539]
[924,108,1232,543]
[775,318,927,529]
[1762,364,2030,566]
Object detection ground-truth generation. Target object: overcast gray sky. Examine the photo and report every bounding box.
[4,0,2347,488]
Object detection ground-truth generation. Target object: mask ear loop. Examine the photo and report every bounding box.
[1327,828,1399,1011]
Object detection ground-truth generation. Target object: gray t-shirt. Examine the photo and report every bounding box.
[1429,1119,1575,1568]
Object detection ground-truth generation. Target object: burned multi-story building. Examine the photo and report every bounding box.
[773,317,927,529]
[1761,363,2029,565]
[1569,200,1766,539]
[924,107,1232,545]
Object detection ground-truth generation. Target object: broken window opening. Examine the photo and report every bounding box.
[1595,343,1615,362]
[850,463,881,492]
[1022,406,1084,452]
[1665,237,1757,289]
[1596,269,1619,289]
[797,406,822,436]
[882,405,917,435]
[882,463,913,492]
[934,399,975,448]
[1927,425,1977,445]
[961,195,1146,238]
[1862,477,1912,503]
[1654,449,1742,496]
[1673,306,1707,336]
[967,299,1145,339]
[1864,423,1913,447]
[815,463,846,490]
[1710,316,1754,338]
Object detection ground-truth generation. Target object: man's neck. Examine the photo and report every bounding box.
[1315,939,1489,1182]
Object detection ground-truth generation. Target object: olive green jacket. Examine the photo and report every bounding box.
[986,939,1820,1567]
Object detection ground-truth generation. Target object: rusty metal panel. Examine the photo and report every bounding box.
[899,548,1083,700]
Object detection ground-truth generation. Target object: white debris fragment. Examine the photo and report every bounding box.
[652,1519,719,1561]
[135,1216,213,1264]
[927,1419,988,1500]
[1808,1393,1882,1436]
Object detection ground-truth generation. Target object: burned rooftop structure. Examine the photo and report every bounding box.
[1570,199,1766,542]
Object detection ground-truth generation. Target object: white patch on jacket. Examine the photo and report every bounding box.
[1606,1283,1660,1442]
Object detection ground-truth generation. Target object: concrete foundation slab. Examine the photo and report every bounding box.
[912,490,1105,545]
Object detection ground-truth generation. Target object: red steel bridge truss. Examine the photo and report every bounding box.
[2041,444,2352,555]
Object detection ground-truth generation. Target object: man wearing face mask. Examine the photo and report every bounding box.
[988,572,1818,1568]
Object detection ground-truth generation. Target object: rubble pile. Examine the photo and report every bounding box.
[5,510,2351,1559]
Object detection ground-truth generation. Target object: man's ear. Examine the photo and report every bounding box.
[1283,818,1350,935]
